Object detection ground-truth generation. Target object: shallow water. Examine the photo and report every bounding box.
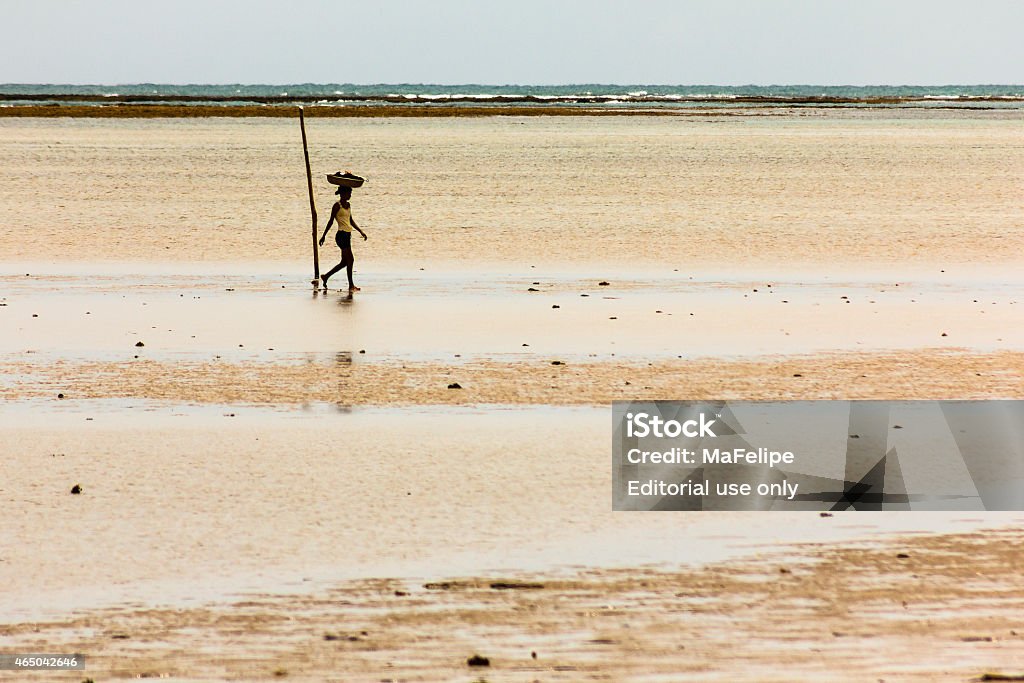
[3,268,1022,366]
[2,404,1020,623]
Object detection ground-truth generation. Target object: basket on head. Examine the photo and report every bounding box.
[327,171,365,188]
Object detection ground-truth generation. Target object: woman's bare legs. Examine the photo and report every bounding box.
[322,250,353,290]
[346,250,360,291]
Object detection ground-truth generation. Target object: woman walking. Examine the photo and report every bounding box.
[318,185,367,291]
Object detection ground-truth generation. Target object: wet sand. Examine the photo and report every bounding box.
[2,112,1024,680]
[3,267,1023,406]
[2,114,1023,268]
[4,527,1024,681]
[2,266,1024,681]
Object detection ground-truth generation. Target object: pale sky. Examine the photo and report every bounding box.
[1,0,1022,85]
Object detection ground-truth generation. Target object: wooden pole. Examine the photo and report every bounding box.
[298,107,320,285]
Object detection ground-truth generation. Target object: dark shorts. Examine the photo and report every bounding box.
[335,230,352,249]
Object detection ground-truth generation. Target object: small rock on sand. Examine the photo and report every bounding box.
[599,281,610,286]
[135,341,145,347]
[447,383,462,389]
[978,672,1024,681]
[490,581,544,590]
[70,484,82,495]
[467,655,490,667]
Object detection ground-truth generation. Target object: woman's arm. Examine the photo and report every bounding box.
[351,216,368,241]
[318,203,340,245]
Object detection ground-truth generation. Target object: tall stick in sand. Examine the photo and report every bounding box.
[298,107,320,286]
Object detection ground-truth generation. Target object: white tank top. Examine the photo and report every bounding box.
[335,203,353,232]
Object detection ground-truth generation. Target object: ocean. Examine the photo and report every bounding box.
[2,83,1024,109]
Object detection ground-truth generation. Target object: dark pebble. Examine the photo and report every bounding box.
[447,382,462,389]
[135,341,145,347]
[423,581,459,590]
[467,655,490,667]
[897,553,910,559]
[551,361,564,365]
[70,484,82,495]
[598,281,609,286]
[528,288,539,292]
[552,305,560,309]
[58,393,65,399]
[489,581,544,590]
